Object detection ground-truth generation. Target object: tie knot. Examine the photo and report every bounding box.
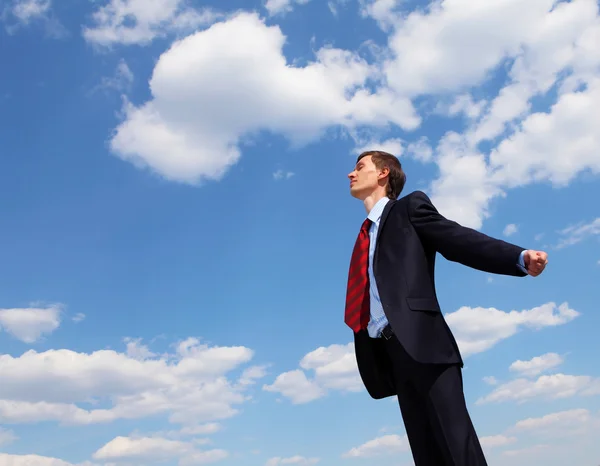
[361,218,372,232]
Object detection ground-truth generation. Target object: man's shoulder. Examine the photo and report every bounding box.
[396,190,432,207]
[401,190,430,200]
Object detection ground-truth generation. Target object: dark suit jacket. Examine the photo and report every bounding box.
[354,190,527,400]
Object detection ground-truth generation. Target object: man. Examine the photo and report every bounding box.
[345,150,548,466]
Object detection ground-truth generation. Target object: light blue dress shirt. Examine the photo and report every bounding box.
[364,197,528,338]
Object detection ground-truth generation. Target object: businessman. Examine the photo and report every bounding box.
[345,150,548,466]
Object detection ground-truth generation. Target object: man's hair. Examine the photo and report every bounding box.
[356,150,406,199]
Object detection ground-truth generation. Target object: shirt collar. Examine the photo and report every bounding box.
[367,196,390,223]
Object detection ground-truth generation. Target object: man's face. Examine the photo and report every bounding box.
[348,155,384,200]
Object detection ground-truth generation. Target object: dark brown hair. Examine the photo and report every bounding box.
[356,150,406,199]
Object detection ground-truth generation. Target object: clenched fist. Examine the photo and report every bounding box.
[524,250,548,277]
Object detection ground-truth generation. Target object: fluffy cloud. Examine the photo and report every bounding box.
[360,0,600,228]
[509,353,565,377]
[2,0,65,37]
[5,0,50,24]
[83,0,221,46]
[0,427,17,446]
[342,434,409,458]
[503,444,549,458]
[108,11,418,185]
[555,217,600,249]
[511,408,600,440]
[264,0,311,16]
[480,435,517,449]
[477,353,600,405]
[273,170,295,180]
[503,224,518,237]
[488,77,600,189]
[0,304,62,343]
[266,302,578,403]
[98,0,600,232]
[0,453,96,466]
[483,376,499,386]
[263,343,361,404]
[93,59,134,94]
[478,408,600,462]
[0,337,265,426]
[379,0,562,97]
[92,435,228,464]
[444,302,579,357]
[477,373,600,404]
[265,455,319,466]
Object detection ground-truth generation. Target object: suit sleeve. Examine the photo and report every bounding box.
[407,191,527,277]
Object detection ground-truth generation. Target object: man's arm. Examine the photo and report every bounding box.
[407,191,527,277]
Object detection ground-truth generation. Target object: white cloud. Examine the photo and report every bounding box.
[0,337,265,426]
[124,336,157,360]
[263,343,361,403]
[512,408,599,436]
[428,132,504,228]
[94,59,134,94]
[435,93,487,120]
[359,0,400,31]
[480,434,517,449]
[273,170,295,180]
[342,434,409,458]
[379,0,562,97]
[108,11,418,185]
[503,223,518,236]
[179,423,221,436]
[483,376,499,386]
[445,302,579,357]
[267,302,579,403]
[265,455,319,466]
[83,0,221,46]
[555,217,600,249]
[509,353,564,377]
[264,0,311,17]
[503,444,549,457]
[93,436,193,461]
[2,0,65,37]
[328,0,349,17]
[238,365,269,386]
[0,453,96,466]
[488,77,600,189]
[0,427,17,446]
[477,373,600,404]
[0,304,62,343]
[361,0,600,228]
[478,408,600,461]
[90,0,600,233]
[7,0,50,23]
[92,435,228,464]
[263,369,326,404]
[353,137,403,158]
[405,136,433,163]
[72,313,85,323]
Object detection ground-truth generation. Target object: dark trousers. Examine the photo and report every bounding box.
[382,330,487,466]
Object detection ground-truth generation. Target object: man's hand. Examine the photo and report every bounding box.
[523,250,548,277]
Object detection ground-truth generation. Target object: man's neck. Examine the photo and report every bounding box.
[363,192,388,215]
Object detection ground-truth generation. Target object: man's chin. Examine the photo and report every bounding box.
[349,187,363,200]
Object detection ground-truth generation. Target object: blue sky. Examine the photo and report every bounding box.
[1,0,599,465]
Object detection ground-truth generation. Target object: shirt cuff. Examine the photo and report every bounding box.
[517,250,527,274]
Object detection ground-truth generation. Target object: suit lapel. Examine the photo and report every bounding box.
[373,199,395,275]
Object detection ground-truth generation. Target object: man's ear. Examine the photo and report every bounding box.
[378,166,390,180]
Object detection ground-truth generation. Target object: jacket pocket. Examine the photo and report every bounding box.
[405,297,441,312]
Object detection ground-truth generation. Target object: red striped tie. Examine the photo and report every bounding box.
[344,218,372,332]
